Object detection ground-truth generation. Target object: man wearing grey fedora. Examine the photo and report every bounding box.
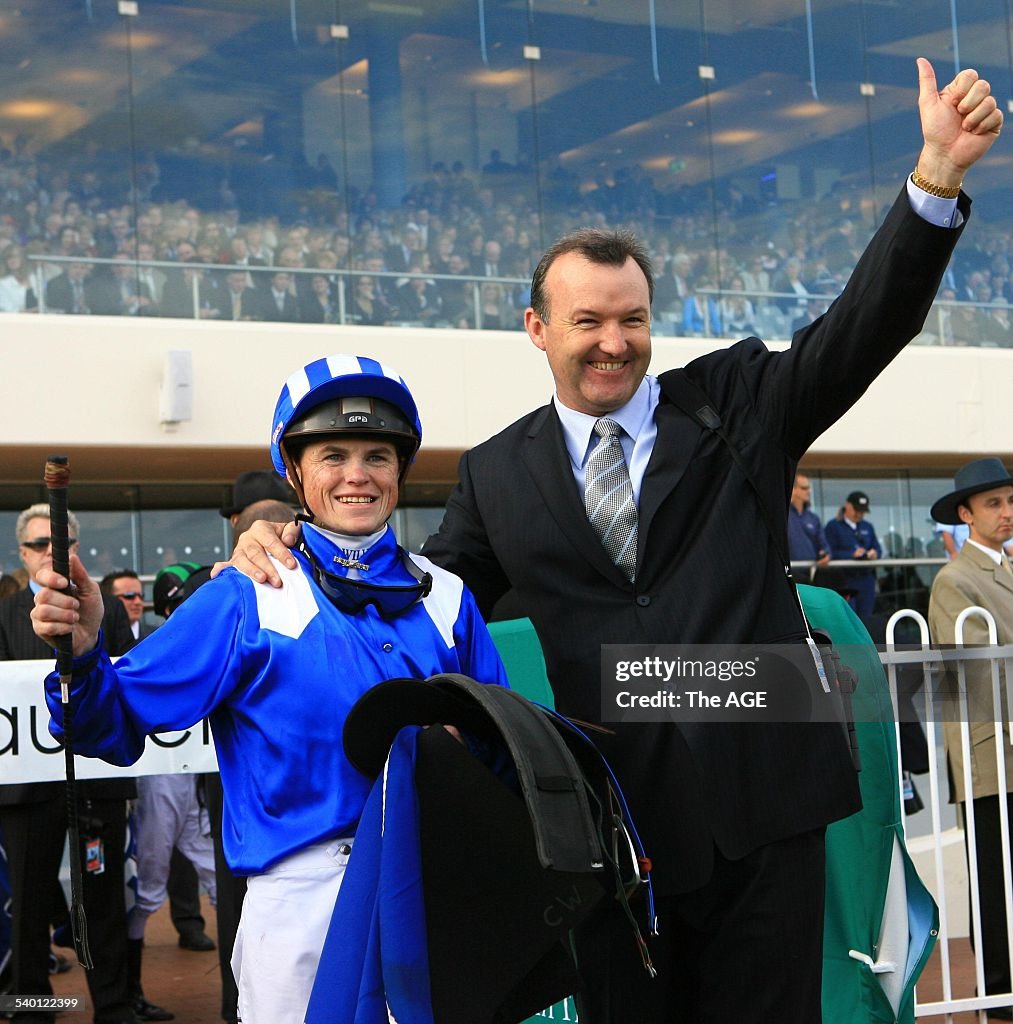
[929,457,1013,1018]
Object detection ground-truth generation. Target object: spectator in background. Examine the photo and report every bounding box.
[299,273,337,324]
[160,258,219,319]
[0,245,38,312]
[216,270,259,322]
[792,293,831,334]
[43,254,92,313]
[100,570,152,644]
[928,458,1013,1018]
[935,520,971,559]
[88,253,154,316]
[117,564,219,1023]
[788,473,831,578]
[718,275,756,337]
[949,294,991,345]
[348,272,393,325]
[396,262,442,325]
[385,222,422,273]
[984,295,1013,346]
[477,239,502,278]
[135,241,166,307]
[438,252,472,322]
[477,281,509,330]
[255,271,300,323]
[772,255,810,317]
[100,569,218,963]
[652,251,692,318]
[0,504,135,1024]
[681,277,722,336]
[825,490,882,617]
[739,253,771,302]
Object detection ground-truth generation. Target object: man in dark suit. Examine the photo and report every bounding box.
[254,271,300,323]
[43,258,93,314]
[85,256,155,317]
[0,505,136,1024]
[214,271,260,322]
[100,572,155,644]
[228,60,1001,1023]
[423,63,999,1023]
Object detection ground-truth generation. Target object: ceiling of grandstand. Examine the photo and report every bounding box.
[2,0,1012,202]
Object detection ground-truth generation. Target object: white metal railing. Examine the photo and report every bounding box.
[884,607,1013,1019]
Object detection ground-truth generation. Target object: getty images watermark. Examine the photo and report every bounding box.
[600,643,1013,724]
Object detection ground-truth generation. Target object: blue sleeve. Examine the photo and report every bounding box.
[815,523,831,558]
[453,587,510,689]
[45,573,248,766]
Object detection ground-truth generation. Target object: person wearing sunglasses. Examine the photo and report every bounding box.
[99,571,153,644]
[30,354,509,1024]
[0,505,136,1024]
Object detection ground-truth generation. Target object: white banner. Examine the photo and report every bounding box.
[0,660,218,784]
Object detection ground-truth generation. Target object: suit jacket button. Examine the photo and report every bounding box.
[382,643,393,652]
[636,595,651,607]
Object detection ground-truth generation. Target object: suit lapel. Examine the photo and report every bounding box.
[637,393,704,565]
[521,405,630,586]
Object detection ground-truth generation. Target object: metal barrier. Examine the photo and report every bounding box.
[25,253,528,331]
[884,606,1013,1019]
[21,254,1013,347]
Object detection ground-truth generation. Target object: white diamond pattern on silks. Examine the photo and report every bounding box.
[584,417,638,581]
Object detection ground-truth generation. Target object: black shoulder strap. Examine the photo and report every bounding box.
[657,368,793,580]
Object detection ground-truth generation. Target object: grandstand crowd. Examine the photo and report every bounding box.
[1,133,1010,343]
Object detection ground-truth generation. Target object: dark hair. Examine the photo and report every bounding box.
[99,569,141,595]
[529,228,653,320]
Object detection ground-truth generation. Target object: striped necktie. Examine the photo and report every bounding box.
[584,418,638,580]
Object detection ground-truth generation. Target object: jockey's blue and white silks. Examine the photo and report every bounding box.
[44,523,508,875]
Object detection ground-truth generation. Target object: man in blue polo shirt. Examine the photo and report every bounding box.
[788,473,830,578]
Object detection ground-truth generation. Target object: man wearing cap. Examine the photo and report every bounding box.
[928,458,1013,1017]
[219,470,296,526]
[825,490,882,618]
[30,355,508,1024]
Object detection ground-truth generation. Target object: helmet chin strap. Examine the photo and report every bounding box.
[282,449,309,515]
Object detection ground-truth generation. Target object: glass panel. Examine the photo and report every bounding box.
[396,507,448,555]
[138,508,231,576]
[6,0,1011,339]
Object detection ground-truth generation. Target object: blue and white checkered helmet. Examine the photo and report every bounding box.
[270,354,422,482]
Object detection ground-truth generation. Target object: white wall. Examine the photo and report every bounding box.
[2,312,1010,469]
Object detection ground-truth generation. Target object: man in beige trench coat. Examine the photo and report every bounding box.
[929,457,1013,1018]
